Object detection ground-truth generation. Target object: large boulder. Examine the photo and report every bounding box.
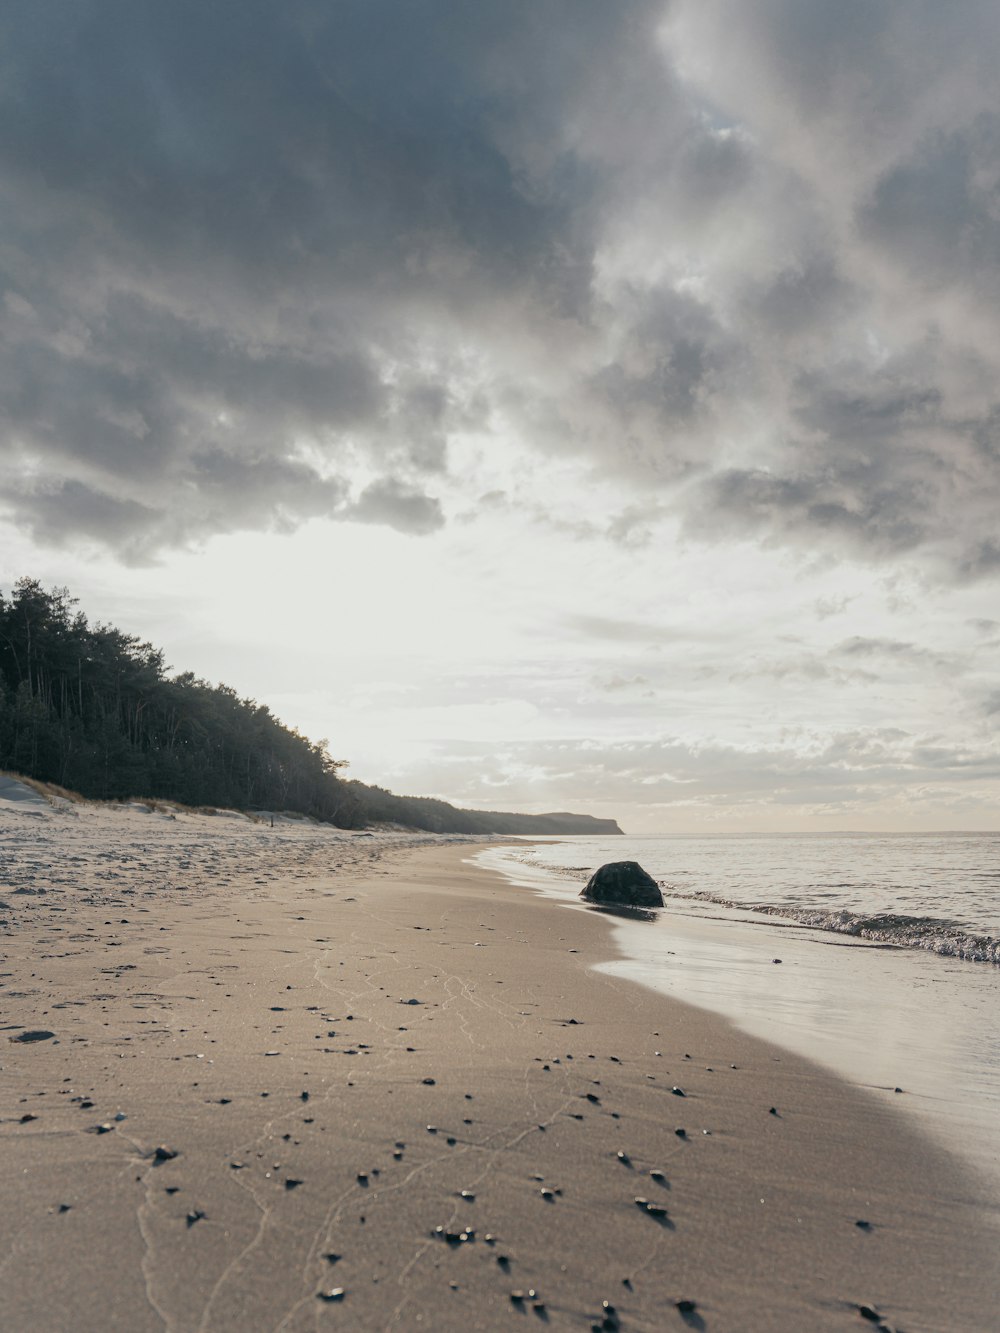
[581,861,664,908]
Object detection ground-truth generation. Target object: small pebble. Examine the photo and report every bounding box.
[317,1288,345,1302]
[857,1305,881,1323]
[671,1086,685,1097]
[676,1298,697,1313]
[186,1210,205,1227]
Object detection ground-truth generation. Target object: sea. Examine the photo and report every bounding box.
[476,833,1000,1190]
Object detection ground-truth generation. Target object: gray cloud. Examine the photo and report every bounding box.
[414,729,1000,818]
[347,478,444,537]
[3,1,1000,577]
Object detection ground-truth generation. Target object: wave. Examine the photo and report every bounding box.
[502,850,1000,964]
[669,889,1000,965]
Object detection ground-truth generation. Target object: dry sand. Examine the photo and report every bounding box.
[1,795,997,1331]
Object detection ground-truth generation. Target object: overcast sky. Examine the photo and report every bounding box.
[3,1,1000,832]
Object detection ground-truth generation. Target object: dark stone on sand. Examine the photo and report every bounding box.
[20,1113,38,1123]
[186,1210,205,1227]
[581,862,663,908]
[153,1145,178,1162]
[317,1288,345,1302]
[285,1178,303,1189]
[857,1305,882,1322]
[676,1299,697,1314]
[10,1029,55,1044]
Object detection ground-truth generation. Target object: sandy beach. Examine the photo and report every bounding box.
[2,797,997,1331]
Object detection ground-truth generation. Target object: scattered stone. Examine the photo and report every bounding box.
[300,1091,309,1101]
[356,1173,368,1185]
[581,862,664,908]
[769,1107,779,1116]
[671,1086,685,1097]
[19,1113,37,1123]
[153,1145,178,1163]
[57,1204,71,1213]
[857,1305,882,1323]
[186,1210,205,1227]
[676,1298,697,1314]
[616,1150,631,1166]
[318,1288,345,1302]
[90,1123,114,1135]
[772,958,782,964]
[422,1077,436,1086]
[855,1219,873,1230]
[460,1190,475,1200]
[285,1178,303,1190]
[674,1128,687,1138]
[10,1030,55,1044]
[650,1170,667,1184]
[324,1253,341,1264]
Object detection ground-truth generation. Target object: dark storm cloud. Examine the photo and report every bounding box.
[4,1,1000,573]
[1,0,668,555]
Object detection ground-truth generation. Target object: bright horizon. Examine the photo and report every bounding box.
[4,3,1000,834]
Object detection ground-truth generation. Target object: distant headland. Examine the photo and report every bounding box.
[0,578,622,837]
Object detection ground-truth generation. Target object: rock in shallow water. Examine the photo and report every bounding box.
[581,862,664,908]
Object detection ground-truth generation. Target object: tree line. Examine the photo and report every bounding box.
[0,578,620,836]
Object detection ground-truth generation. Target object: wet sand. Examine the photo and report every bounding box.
[2,813,998,1331]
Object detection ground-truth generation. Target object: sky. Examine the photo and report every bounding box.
[3,0,1000,833]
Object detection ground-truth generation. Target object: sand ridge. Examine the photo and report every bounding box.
[1,805,997,1331]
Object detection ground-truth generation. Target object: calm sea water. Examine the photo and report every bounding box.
[477,834,1000,1189]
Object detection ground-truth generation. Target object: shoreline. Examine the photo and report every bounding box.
[479,844,1000,1192]
[2,812,997,1330]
